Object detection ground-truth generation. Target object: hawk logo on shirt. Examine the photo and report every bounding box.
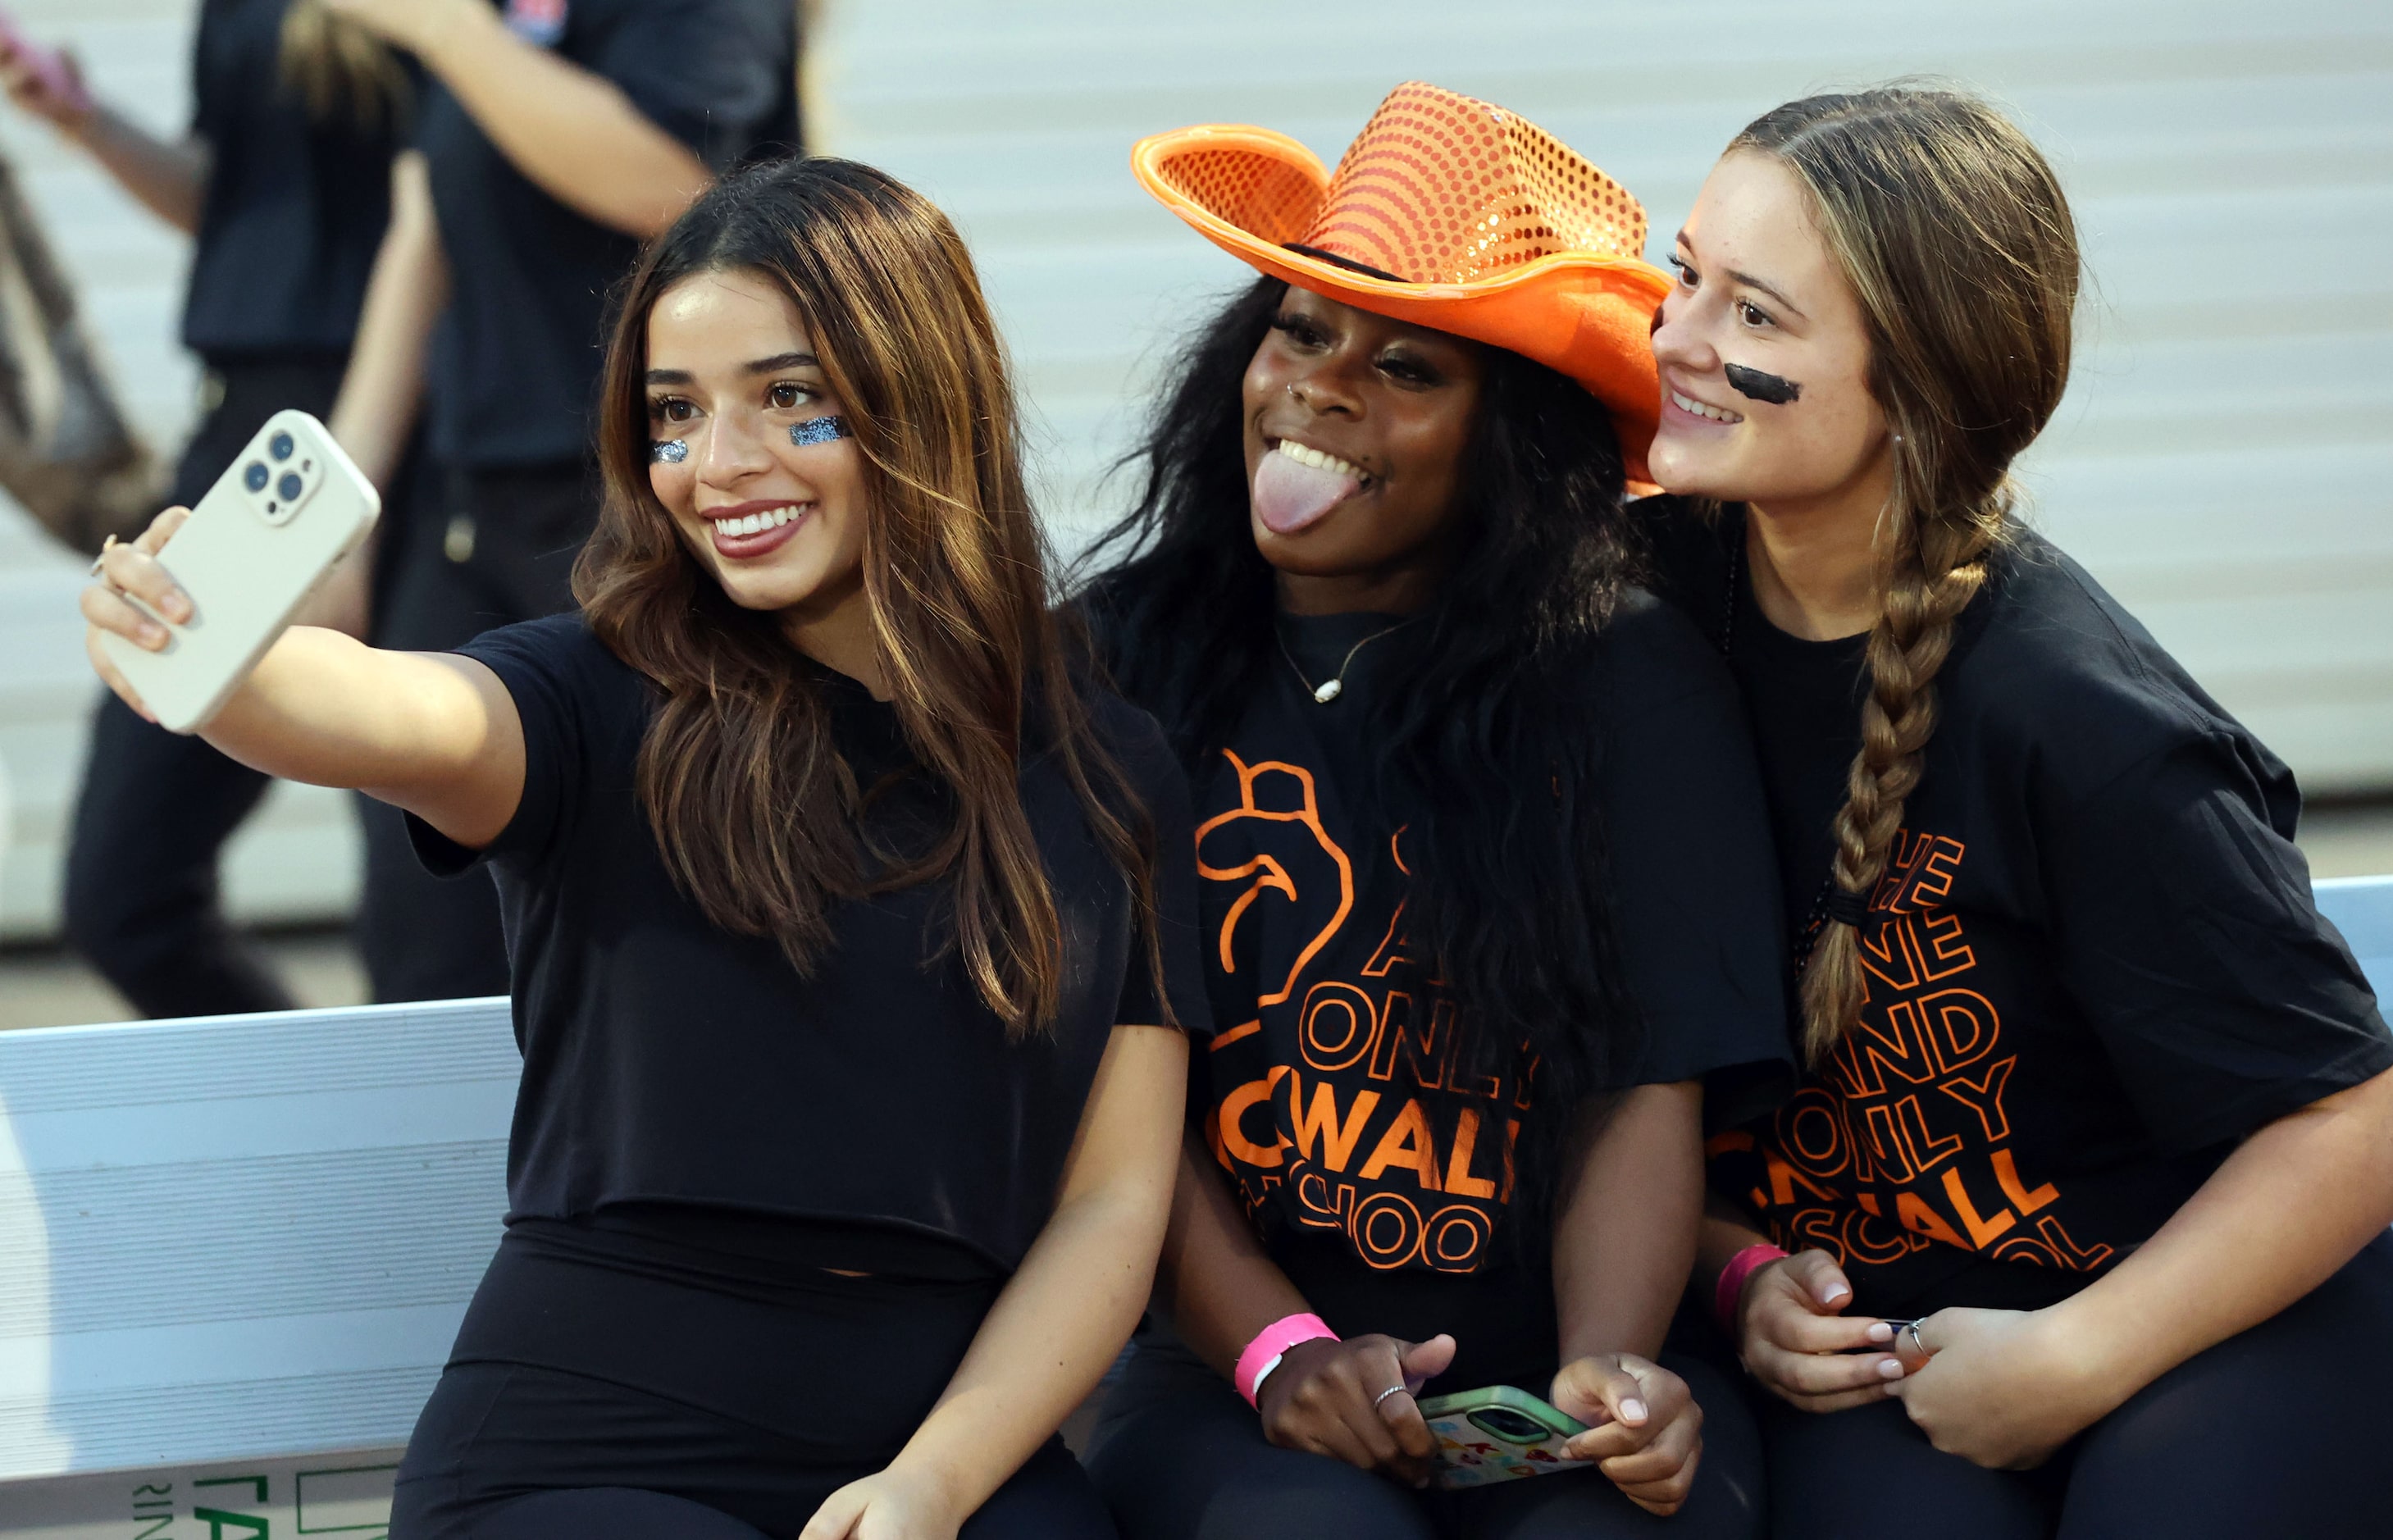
[1197,749,1525,1275]
[1195,753,1354,1009]
[504,0,568,46]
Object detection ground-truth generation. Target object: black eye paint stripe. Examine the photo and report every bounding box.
[1725,363,1803,404]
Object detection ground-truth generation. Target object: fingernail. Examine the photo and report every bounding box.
[166,592,191,622]
[1878,1358,1905,1379]
[140,623,166,647]
[1867,1322,1893,1342]
[1621,1399,1646,1422]
[1824,1286,1850,1305]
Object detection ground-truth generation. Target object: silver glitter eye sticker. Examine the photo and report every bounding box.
[791,415,850,448]
[650,440,690,464]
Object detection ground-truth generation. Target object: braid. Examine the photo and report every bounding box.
[1723,86,2077,1060]
[1799,499,1998,1060]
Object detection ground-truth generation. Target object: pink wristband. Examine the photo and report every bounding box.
[1234,1312,1339,1407]
[1714,1243,1789,1333]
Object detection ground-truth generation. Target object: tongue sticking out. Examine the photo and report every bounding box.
[1252,447,1361,535]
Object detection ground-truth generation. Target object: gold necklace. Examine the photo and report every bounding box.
[1276,619,1412,704]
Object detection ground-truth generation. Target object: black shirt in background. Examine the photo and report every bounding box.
[418,0,800,468]
[407,614,1211,1274]
[1184,595,1792,1390]
[1643,498,2393,1316]
[182,0,405,359]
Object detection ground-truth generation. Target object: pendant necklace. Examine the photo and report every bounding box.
[1277,619,1412,705]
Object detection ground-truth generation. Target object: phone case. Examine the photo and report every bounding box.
[1416,1384,1596,1489]
[98,410,379,733]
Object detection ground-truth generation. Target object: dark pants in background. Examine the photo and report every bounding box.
[64,357,345,1017]
[355,458,594,1002]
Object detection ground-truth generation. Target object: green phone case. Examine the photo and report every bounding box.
[1415,1385,1594,1489]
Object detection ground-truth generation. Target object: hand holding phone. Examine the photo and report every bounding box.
[1417,1384,1593,1489]
[1256,1332,1455,1484]
[1548,1352,1703,1517]
[86,411,379,732]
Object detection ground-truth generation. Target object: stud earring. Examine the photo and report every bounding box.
[791,415,851,448]
[650,440,689,464]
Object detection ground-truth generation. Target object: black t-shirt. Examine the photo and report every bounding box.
[408,614,1210,1274]
[417,0,800,467]
[1187,595,1792,1387]
[181,0,406,359]
[1646,499,2393,1315]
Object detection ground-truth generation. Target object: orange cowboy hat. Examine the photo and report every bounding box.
[1133,81,1671,484]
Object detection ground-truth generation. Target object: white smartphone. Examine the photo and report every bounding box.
[98,409,379,733]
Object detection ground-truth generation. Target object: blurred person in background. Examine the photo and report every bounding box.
[313,0,799,1001]
[1,0,410,1018]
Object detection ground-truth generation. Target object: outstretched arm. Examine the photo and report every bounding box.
[801,1024,1189,1538]
[322,0,709,238]
[0,30,207,231]
[84,508,525,849]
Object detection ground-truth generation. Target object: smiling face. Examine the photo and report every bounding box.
[1240,285,1486,609]
[644,267,869,621]
[1648,152,1891,517]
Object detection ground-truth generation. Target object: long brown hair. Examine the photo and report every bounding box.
[577,156,1159,1037]
[277,0,410,133]
[1731,86,2080,1061]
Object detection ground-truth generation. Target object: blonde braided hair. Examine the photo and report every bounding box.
[1730,85,2080,1061]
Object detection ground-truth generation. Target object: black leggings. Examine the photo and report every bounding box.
[1754,1232,2393,1538]
[391,1362,1114,1539]
[1085,1340,1762,1540]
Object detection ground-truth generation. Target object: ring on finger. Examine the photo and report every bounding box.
[1905,1321,1927,1356]
[88,534,119,577]
[1372,1384,1407,1410]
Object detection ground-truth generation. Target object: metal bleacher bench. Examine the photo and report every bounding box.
[3,882,2391,1538]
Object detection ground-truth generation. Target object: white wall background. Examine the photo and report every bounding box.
[1,0,2388,938]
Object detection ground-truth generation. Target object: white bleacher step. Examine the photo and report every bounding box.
[0,995,515,1516]
[2318,877,2393,1001]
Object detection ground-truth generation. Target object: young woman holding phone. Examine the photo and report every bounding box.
[1078,84,1793,1539]
[1645,85,2393,1537]
[84,156,1206,1540]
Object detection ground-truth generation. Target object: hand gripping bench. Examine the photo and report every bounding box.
[2,881,2389,1538]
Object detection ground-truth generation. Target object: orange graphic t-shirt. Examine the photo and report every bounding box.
[1192,604,1792,1293]
[1650,501,2393,1317]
